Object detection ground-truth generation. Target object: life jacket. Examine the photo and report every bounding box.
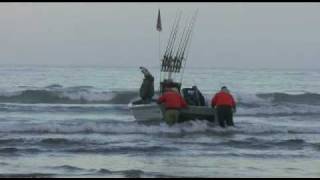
[158,91,188,109]
[211,91,236,107]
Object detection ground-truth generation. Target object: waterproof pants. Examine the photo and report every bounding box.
[164,109,180,126]
[216,105,234,128]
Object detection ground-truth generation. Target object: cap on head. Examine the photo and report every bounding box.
[221,86,227,90]
[221,86,229,92]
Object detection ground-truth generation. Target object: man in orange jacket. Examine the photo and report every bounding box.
[211,86,236,128]
[157,87,188,126]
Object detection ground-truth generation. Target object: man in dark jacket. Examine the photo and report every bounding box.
[139,67,154,103]
[211,86,236,128]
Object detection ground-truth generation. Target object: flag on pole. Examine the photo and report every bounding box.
[156,9,162,32]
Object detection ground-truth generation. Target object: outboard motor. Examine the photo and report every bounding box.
[182,86,206,106]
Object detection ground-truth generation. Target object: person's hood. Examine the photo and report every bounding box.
[140,67,151,76]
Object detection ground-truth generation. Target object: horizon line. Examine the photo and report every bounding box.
[0,64,319,71]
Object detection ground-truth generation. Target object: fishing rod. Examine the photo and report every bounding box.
[159,10,183,93]
[172,14,192,74]
[180,10,198,80]
[181,11,197,60]
[168,11,182,57]
[166,11,182,74]
[180,9,199,85]
[173,17,188,73]
[165,11,182,80]
[159,9,198,92]
[161,11,182,89]
[162,11,179,72]
[176,16,192,73]
[164,11,180,56]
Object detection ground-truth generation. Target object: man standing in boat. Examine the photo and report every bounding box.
[157,86,188,126]
[139,66,155,103]
[211,86,236,128]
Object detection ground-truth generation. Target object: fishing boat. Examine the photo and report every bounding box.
[129,10,216,123]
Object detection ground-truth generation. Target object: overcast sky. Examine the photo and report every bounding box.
[0,2,320,69]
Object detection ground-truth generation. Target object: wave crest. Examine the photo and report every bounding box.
[257,92,320,105]
[0,85,138,104]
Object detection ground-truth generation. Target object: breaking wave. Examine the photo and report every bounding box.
[215,138,307,150]
[66,146,179,154]
[0,120,319,135]
[0,84,319,107]
[256,92,320,105]
[0,103,129,113]
[1,85,320,118]
[0,85,138,104]
[232,92,320,116]
[0,147,42,154]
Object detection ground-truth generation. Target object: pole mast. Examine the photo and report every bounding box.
[156,8,162,94]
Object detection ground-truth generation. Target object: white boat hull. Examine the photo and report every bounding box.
[129,101,216,123]
[128,102,163,122]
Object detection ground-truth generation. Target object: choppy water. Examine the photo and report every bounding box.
[0,65,319,178]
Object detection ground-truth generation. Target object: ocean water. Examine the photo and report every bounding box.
[0,65,319,178]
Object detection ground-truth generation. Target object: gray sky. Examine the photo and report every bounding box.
[1,2,320,69]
